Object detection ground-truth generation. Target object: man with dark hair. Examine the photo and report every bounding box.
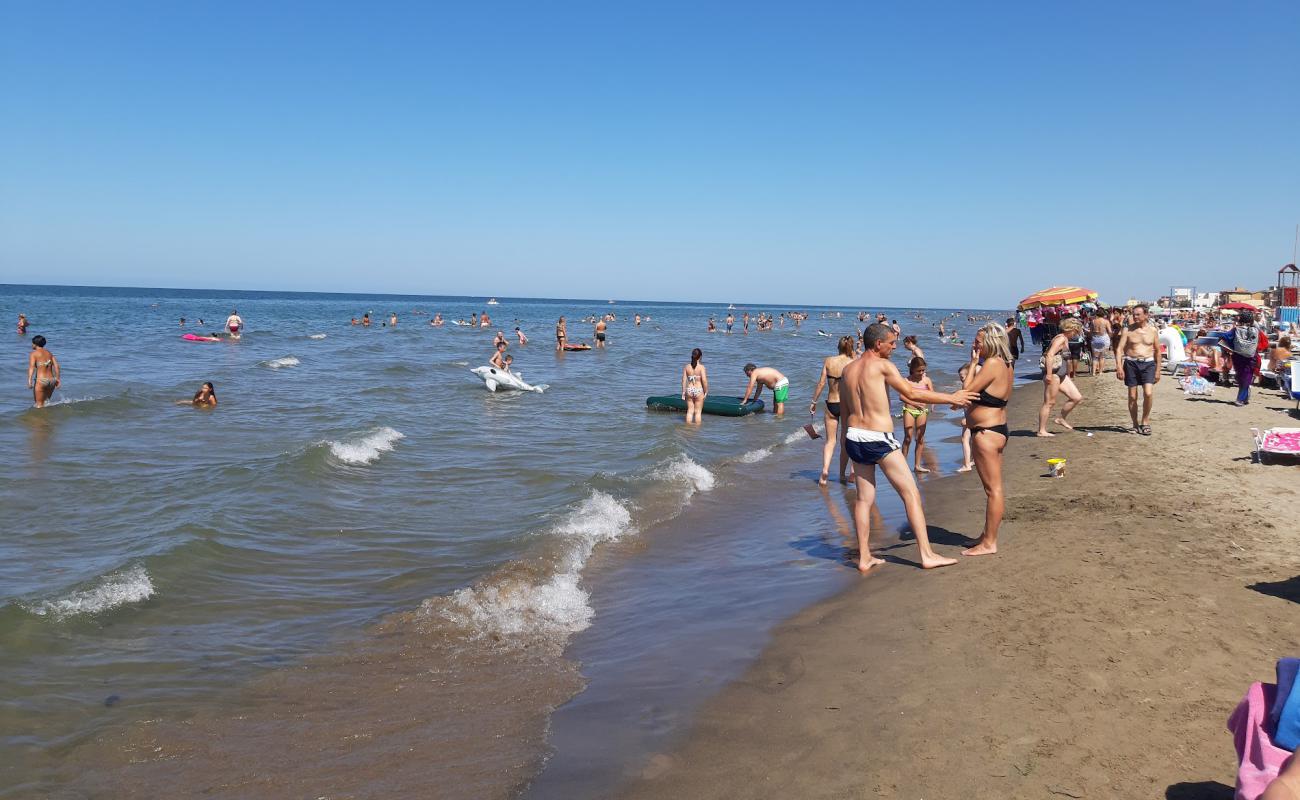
[1115,304,1160,434]
[839,323,977,571]
[741,363,789,414]
[1005,318,1024,364]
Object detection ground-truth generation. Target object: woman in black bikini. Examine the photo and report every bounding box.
[961,322,1014,557]
[809,336,855,486]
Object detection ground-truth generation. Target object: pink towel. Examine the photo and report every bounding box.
[1261,431,1300,453]
[1229,682,1292,799]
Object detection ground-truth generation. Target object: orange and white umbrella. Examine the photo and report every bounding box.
[1017,286,1099,310]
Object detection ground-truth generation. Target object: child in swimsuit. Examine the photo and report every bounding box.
[900,356,932,473]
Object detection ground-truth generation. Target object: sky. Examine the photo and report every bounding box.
[1,0,1297,308]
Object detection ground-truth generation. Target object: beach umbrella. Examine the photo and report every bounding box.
[1220,302,1258,311]
[1017,286,1099,310]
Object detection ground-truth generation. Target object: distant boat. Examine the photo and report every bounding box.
[727,304,736,310]
[608,300,616,304]
[486,298,500,305]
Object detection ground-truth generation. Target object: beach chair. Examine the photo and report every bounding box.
[1289,362,1300,409]
[1251,427,1300,464]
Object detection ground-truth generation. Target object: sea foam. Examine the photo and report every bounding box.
[650,456,717,496]
[308,333,327,340]
[738,447,772,464]
[27,565,154,618]
[439,492,633,639]
[263,356,300,369]
[328,427,404,465]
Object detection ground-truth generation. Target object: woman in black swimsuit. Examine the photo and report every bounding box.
[808,336,854,486]
[961,322,1014,557]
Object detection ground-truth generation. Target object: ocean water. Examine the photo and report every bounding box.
[0,285,1000,796]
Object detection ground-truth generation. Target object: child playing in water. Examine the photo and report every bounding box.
[900,357,932,473]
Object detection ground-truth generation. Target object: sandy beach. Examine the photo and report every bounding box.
[614,371,1300,798]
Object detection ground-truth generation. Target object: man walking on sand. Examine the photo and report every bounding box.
[741,364,789,414]
[839,324,978,572]
[1115,304,1161,435]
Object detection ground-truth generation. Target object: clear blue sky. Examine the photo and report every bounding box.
[1,0,1296,307]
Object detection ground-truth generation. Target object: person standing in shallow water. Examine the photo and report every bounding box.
[809,336,854,485]
[681,348,708,424]
[838,323,976,572]
[27,335,61,408]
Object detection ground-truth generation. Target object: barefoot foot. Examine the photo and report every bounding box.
[914,466,930,474]
[1054,417,1074,430]
[818,472,828,487]
[962,542,998,557]
[956,463,974,473]
[1035,431,1055,437]
[919,554,958,569]
[856,555,885,573]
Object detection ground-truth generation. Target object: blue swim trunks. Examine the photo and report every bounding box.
[844,428,901,466]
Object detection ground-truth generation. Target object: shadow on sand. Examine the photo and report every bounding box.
[1164,780,1234,800]
[1248,574,1300,605]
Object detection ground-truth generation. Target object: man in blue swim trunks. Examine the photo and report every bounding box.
[840,323,978,572]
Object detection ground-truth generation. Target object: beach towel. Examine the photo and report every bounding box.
[1228,682,1291,799]
[1276,667,1300,752]
[1275,659,1300,730]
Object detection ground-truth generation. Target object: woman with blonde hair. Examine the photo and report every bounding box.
[961,322,1014,555]
[1037,317,1084,436]
[809,335,855,485]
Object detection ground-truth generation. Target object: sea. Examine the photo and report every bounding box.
[0,285,1007,798]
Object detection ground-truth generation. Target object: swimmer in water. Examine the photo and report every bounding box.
[431,313,443,327]
[490,340,508,369]
[191,381,218,408]
[515,326,527,345]
[27,335,61,408]
[17,314,28,334]
[226,309,243,339]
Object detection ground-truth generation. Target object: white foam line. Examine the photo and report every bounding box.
[27,565,154,618]
[327,427,404,465]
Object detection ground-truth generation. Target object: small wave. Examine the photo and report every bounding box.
[784,424,821,444]
[437,492,632,639]
[327,427,404,465]
[649,455,716,495]
[737,448,772,463]
[308,333,327,340]
[262,356,300,369]
[449,360,469,366]
[26,565,154,618]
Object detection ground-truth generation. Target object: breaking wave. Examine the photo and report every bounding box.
[327,427,404,465]
[26,565,154,618]
[262,356,300,369]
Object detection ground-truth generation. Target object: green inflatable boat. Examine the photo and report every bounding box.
[645,394,765,417]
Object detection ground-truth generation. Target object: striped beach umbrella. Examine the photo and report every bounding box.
[1017,286,1099,310]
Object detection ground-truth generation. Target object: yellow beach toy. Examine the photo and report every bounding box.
[1047,458,1067,477]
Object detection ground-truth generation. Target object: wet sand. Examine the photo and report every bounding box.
[615,372,1300,798]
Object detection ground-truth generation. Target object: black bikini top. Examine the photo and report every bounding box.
[973,389,1008,409]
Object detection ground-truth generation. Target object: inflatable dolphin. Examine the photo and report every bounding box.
[471,365,548,393]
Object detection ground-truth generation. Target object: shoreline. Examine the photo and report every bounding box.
[612,371,1300,798]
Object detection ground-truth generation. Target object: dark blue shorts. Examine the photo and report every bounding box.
[844,429,901,466]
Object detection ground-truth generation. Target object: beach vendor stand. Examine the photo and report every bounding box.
[1018,286,1099,352]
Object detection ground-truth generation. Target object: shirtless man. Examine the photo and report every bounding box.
[839,324,977,571]
[741,364,790,414]
[725,313,735,333]
[1114,304,1161,435]
[1088,313,1113,376]
[490,341,508,369]
[594,319,608,348]
[225,309,243,339]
